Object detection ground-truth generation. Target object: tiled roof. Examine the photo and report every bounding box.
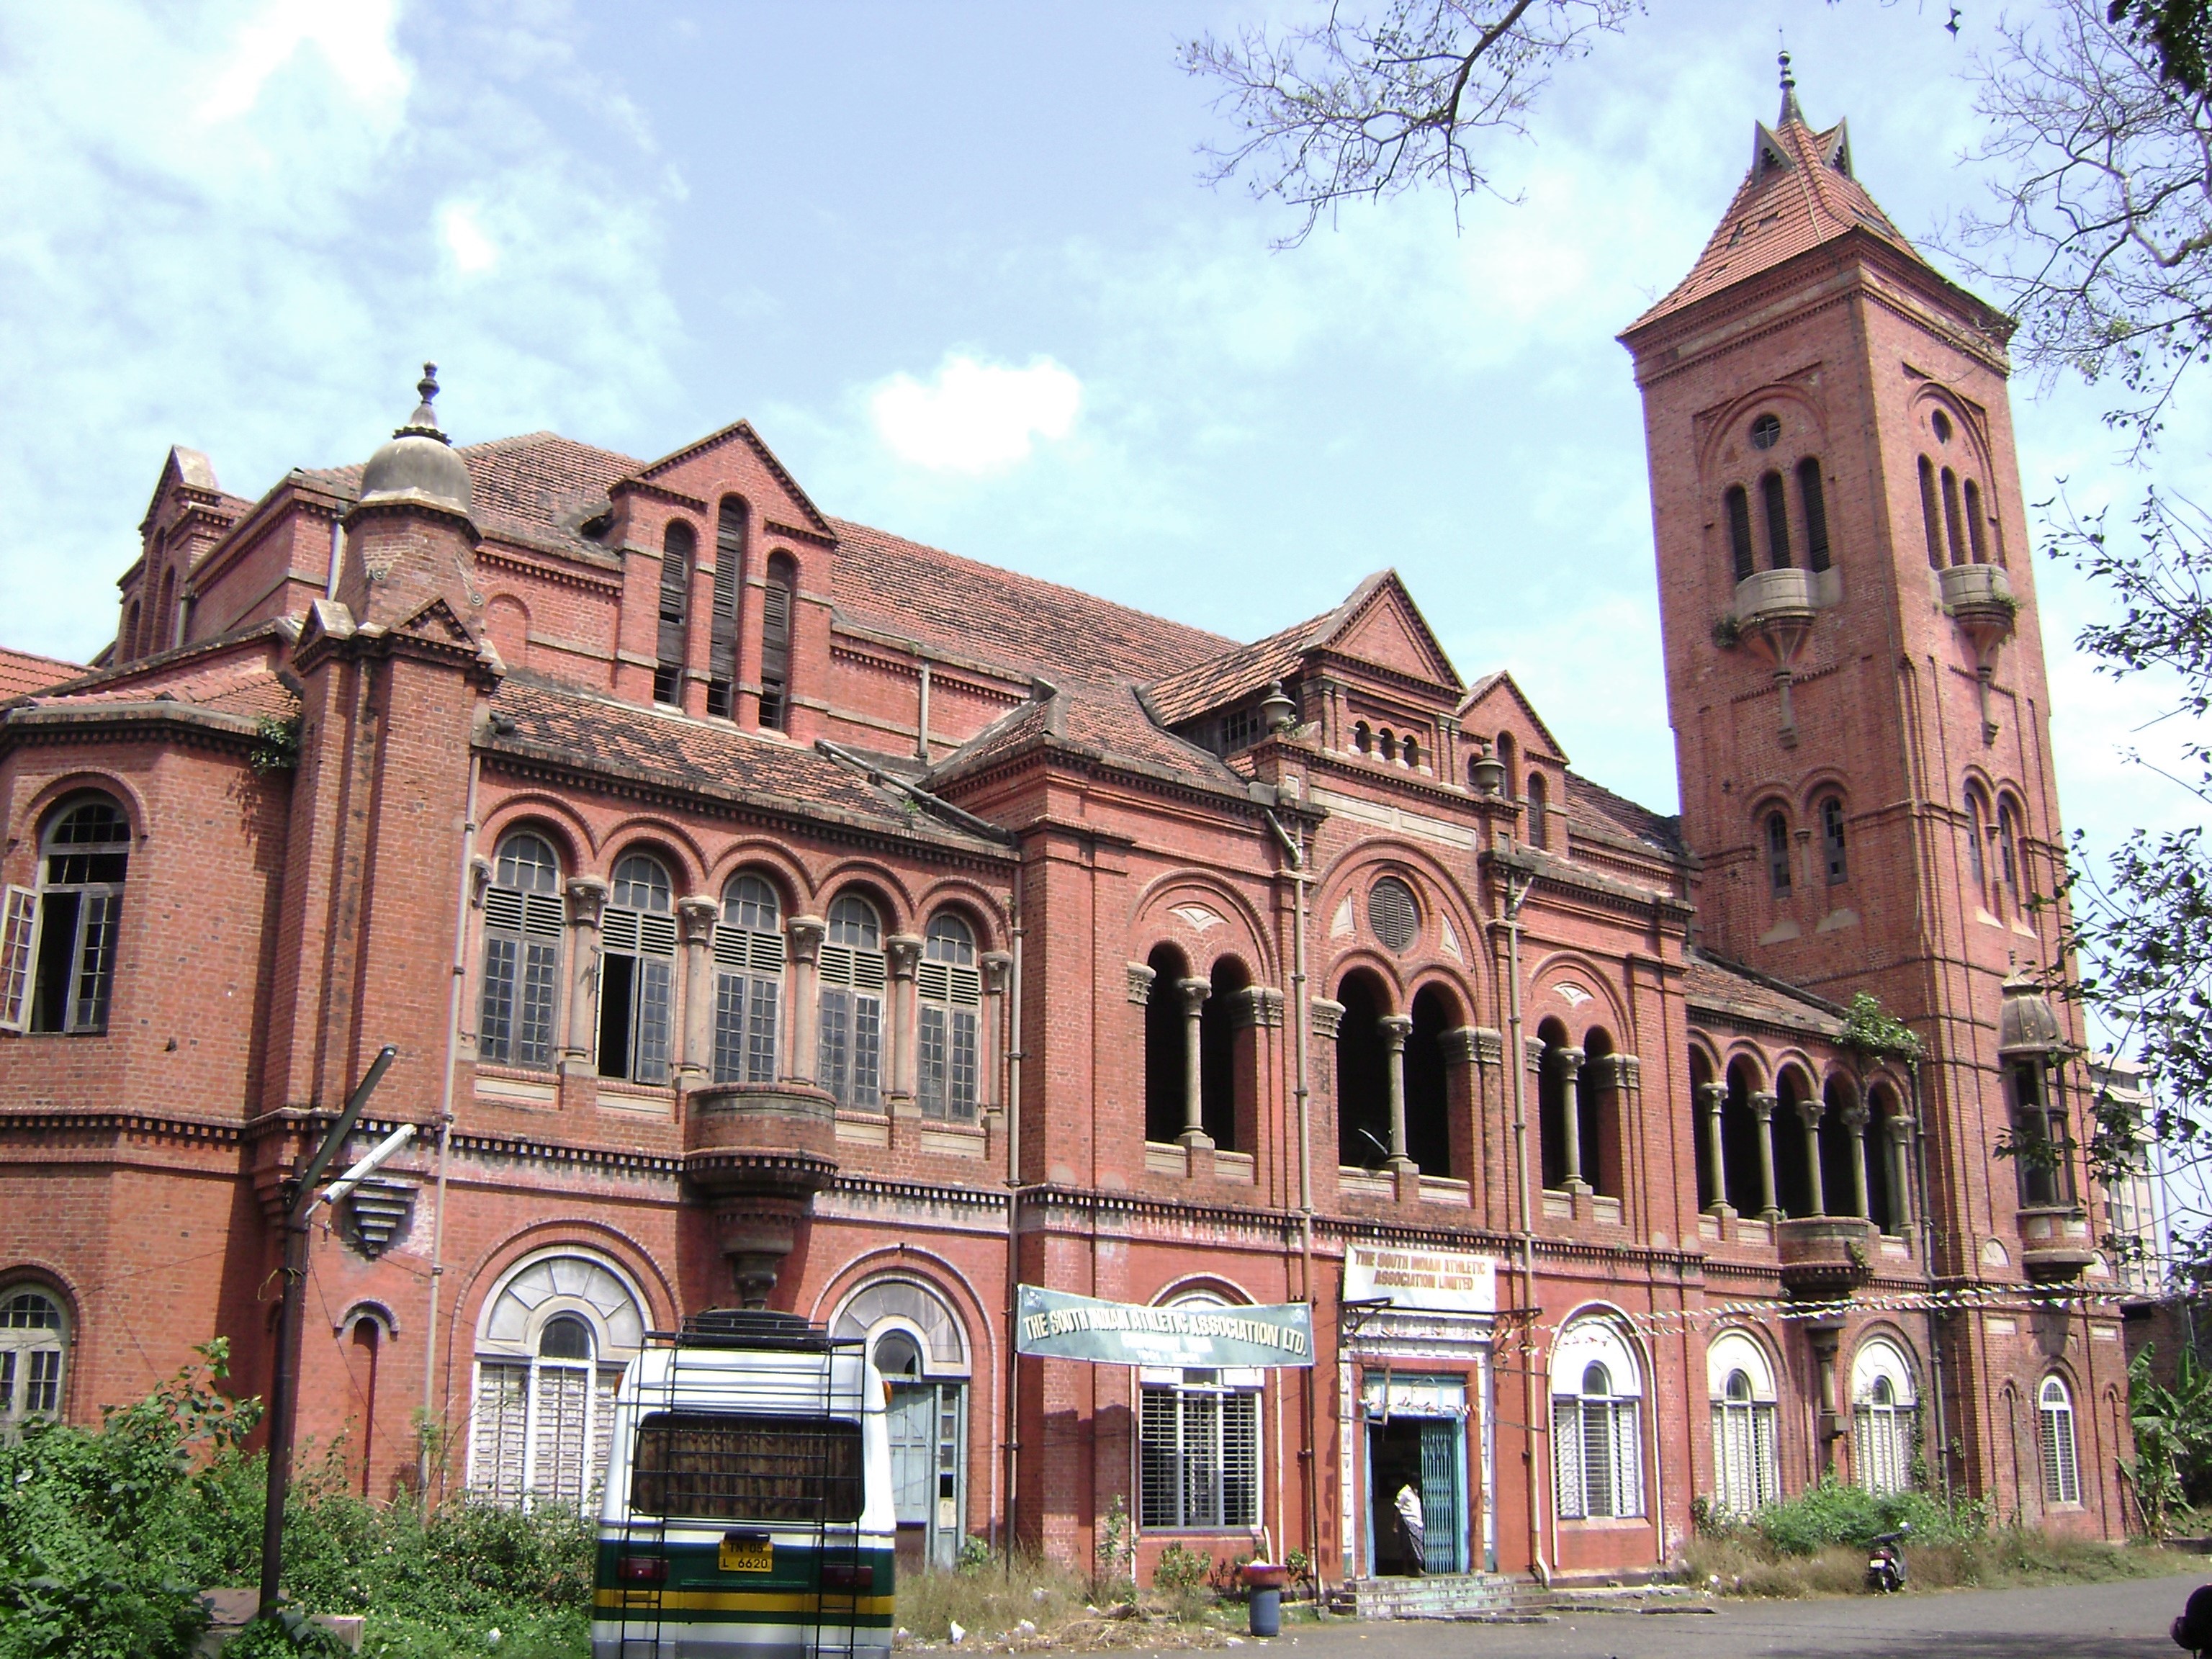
[1146,606,1336,727]
[929,678,1244,795]
[1566,771,1683,856]
[487,676,1007,853]
[827,518,1233,688]
[0,648,84,701]
[14,642,300,724]
[1626,109,1919,333]
[1683,950,1844,1038]
[297,431,643,561]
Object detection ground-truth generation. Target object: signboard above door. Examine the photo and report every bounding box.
[1014,1286,1314,1367]
[1343,1245,1497,1313]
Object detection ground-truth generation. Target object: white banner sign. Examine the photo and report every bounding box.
[1343,1244,1497,1313]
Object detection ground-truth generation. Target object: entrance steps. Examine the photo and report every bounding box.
[1334,1573,1555,1622]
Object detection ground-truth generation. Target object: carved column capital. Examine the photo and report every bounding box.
[1440,1025,1483,1067]
[1550,1043,1586,1082]
[1750,1089,1778,1125]
[1229,986,1285,1029]
[1377,1013,1413,1052]
[565,876,609,927]
[1125,962,1156,1005]
[786,915,827,963]
[1885,1113,1917,1144]
[1795,1097,1825,1130]
[1524,1036,1547,1071]
[1696,1081,1729,1112]
[1471,1026,1504,1067]
[886,934,924,981]
[678,894,720,944]
[982,950,1013,994]
[1840,1101,1870,1133]
[1176,976,1211,1017]
[1308,997,1344,1041]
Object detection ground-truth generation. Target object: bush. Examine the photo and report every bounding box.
[1151,1543,1211,1593]
[1748,1478,1982,1556]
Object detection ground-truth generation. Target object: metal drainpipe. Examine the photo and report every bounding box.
[421,747,479,1505]
[1001,871,1025,1565]
[1503,866,1547,1584]
[325,515,343,601]
[1909,1056,1954,1517]
[1264,808,1319,1586]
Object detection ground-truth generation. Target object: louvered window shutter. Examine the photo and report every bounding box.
[1552,1395,1584,1519]
[710,502,743,698]
[0,887,35,1033]
[1612,1400,1643,1517]
[589,1367,619,1506]
[533,1363,591,1506]
[472,1362,530,1506]
[1581,1398,1614,1517]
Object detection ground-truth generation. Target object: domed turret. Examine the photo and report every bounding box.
[359,364,473,517]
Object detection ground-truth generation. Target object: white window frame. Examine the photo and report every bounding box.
[0,1287,68,1435]
[2039,1375,2082,1506]
[1707,1331,1781,1517]
[1137,1292,1262,1532]
[1850,1338,1918,1496]
[1550,1317,1645,1521]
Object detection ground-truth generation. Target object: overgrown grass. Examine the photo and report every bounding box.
[894,1552,1097,1643]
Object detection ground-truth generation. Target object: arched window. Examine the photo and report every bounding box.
[1336,971,1390,1168]
[759,551,797,732]
[1997,799,2023,917]
[1138,1290,1262,1530]
[1725,485,1755,583]
[1143,942,1192,1145]
[1551,1321,1644,1520]
[712,873,783,1085]
[1797,458,1831,572]
[1537,1018,1575,1192]
[1353,721,1372,756]
[1866,1083,1904,1235]
[1760,470,1792,569]
[123,601,140,663]
[1820,1075,1861,1219]
[819,894,885,1109]
[1819,795,1847,885]
[1526,773,1549,849]
[1941,467,1967,567]
[1402,734,1419,770]
[1580,1028,1618,1197]
[1917,457,1943,570]
[1379,728,1398,763]
[1198,955,1249,1151]
[598,854,675,1085]
[654,520,695,706]
[1708,1332,1780,1516]
[834,1278,973,1568]
[919,912,981,1122]
[0,1287,67,1431]
[2038,1375,2081,1506]
[1963,479,1989,563]
[1722,1059,1765,1216]
[480,831,564,1069]
[4,793,131,1035]
[468,1252,645,1509]
[1406,984,1455,1177]
[1964,787,1990,902]
[1764,809,1791,894]
[709,498,746,717]
[1850,1339,1917,1496]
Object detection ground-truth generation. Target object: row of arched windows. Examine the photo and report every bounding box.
[1758,791,1848,894]
[1965,782,2031,922]
[1917,457,2003,568]
[1458,732,1552,848]
[647,496,798,730]
[1724,455,1832,582]
[478,830,987,1118]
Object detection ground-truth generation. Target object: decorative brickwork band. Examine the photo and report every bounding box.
[1125,962,1156,1007]
[1472,1026,1503,1068]
[1439,1026,1483,1067]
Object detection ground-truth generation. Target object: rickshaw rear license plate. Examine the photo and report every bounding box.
[720,1537,772,1573]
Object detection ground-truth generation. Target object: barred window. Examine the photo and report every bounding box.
[598,855,676,1085]
[918,912,981,1122]
[819,894,885,1109]
[0,1287,67,1434]
[1710,1366,1780,1518]
[480,832,563,1069]
[760,552,797,732]
[1140,1372,1259,1530]
[713,874,783,1084]
[2038,1375,2080,1506]
[1553,1361,1643,1520]
[2,794,131,1035]
[1851,1341,1917,1497]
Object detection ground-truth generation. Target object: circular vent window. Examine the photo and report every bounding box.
[1368,877,1419,953]
[1749,412,1781,449]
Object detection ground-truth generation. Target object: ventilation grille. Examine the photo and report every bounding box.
[1368,878,1419,953]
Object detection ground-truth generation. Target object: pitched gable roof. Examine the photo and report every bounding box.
[298,431,644,562]
[634,420,836,539]
[1455,669,1569,764]
[1624,102,1923,334]
[1146,571,1459,728]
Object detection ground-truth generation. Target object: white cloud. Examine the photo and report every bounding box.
[870,354,1082,473]
[439,201,499,274]
[197,0,408,126]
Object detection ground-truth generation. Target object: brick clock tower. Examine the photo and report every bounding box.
[1621,59,2123,1514]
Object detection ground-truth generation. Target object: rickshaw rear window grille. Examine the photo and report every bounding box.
[630,1412,863,1522]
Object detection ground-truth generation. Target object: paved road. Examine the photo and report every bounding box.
[1207,1570,2209,1658]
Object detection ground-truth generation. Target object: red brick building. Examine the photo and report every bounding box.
[0,73,2131,1595]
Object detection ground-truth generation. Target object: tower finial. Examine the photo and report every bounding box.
[1778,49,1804,125]
[398,362,448,442]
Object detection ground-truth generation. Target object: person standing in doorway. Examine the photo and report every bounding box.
[1394,1482,1426,1574]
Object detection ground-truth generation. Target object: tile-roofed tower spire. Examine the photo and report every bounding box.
[1620,63,2113,1524]
[1778,48,1804,125]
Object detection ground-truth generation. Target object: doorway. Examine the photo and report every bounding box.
[1365,1414,1465,1575]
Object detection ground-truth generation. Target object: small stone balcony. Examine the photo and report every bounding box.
[1732,567,1820,631]
[1776,1215,1878,1297]
[1938,561,2015,626]
[682,1082,840,1304]
[2018,1205,2100,1280]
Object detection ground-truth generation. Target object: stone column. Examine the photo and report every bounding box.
[786,915,827,1085]
[561,877,609,1071]
[886,934,923,1115]
[677,895,719,1084]
[1797,1097,1826,1217]
[1841,1100,1871,1220]
[1806,1320,1845,1476]
[1378,1013,1416,1174]
[1697,1081,1731,1216]
[1750,1091,1781,1221]
[1552,1045,1588,1194]
[1178,977,1213,1148]
[1886,1114,1916,1234]
[981,950,1013,1114]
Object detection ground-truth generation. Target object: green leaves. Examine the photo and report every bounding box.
[1838,993,1925,1065]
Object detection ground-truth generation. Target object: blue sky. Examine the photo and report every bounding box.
[0,0,2200,896]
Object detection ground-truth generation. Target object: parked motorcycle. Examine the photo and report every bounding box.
[1865,1524,1910,1594]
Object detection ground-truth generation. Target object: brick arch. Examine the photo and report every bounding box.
[810,1245,1000,1382]
[1151,1271,1257,1307]
[1328,949,1403,1013]
[1129,872,1273,984]
[912,873,1012,956]
[1794,767,1851,816]
[1694,382,1831,482]
[1308,840,1483,997]
[12,770,149,860]
[479,801,590,877]
[446,1220,678,1365]
[1721,1044,1772,1091]
[595,819,709,891]
[809,855,920,930]
[1686,1033,1727,1083]
[1524,948,1627,1041]
[1907,383,2001,482]
[703,840,811,917]
[1406,969,1473,1028]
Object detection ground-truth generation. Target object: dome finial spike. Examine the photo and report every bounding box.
[1777,48,1805,125]
[399,361,449,443]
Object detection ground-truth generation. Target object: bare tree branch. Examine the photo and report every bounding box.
[1180,0,1638,247]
